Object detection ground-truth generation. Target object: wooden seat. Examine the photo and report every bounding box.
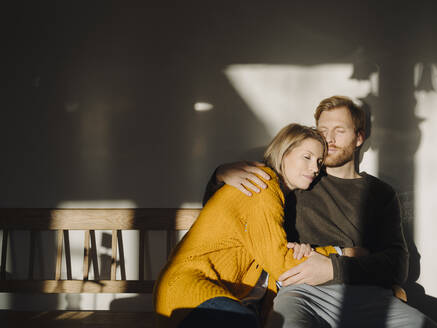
[0,208,200,327]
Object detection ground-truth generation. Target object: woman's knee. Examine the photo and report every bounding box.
[179,297,260,328]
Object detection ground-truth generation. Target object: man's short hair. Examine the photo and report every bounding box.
[314,95,366,139]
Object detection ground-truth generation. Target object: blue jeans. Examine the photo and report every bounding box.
[179,297,261,328]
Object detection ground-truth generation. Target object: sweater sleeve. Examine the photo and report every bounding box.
[330,192,409,286]
[241,171,337,281]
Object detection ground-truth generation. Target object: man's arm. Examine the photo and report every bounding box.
[202,161,271,205]
[329,193,409,286]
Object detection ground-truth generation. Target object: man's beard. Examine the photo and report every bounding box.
[324,138,357,167]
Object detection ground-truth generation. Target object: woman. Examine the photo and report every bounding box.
[154,124,338,328]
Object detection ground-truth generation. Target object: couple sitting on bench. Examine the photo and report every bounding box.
[154,96,436,328]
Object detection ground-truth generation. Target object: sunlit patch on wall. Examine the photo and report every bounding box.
[224,64,376,136]
[414,65,437,297]
[180,202,202,209]
[57,200,138,208]
[224,63,379,175]
[414,63,436,93]
[194,102,214,112]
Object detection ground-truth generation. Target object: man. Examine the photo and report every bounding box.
[204,96,436,327]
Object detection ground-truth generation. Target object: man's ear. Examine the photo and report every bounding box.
[356,131,364,148]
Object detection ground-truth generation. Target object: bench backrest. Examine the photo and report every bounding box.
[0,208,200,294]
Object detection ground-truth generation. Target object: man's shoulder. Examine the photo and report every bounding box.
[296,171,397,198]
[360,172,397,195]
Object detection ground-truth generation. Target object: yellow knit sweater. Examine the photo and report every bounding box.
[153,167,337,327]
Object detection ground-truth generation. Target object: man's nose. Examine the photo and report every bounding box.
[325,131,335,144]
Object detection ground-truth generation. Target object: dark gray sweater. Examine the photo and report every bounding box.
[291,171,409,287]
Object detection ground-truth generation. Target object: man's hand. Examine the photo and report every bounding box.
[215,161,270,196]
[287,242,313,260]
[278,251,333,286]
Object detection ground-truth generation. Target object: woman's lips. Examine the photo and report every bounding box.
[303,175,314,181]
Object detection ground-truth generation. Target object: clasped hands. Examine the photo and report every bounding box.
[281,242,370,286]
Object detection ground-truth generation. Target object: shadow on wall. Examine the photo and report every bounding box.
[357,55,437,320]
[2,0,437,320]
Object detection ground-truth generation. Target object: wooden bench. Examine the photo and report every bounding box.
[0,208,200,327]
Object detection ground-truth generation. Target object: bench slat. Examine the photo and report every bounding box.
[111,230,117,280]
[64,230,73,280]
[55,230,63,280]
[0,280,155,293]
[0,229,7,279]
[83,230,90,280]
[139,230,145,280]
[90,230,100,280]
[0,208,200,230]
[117,230,127,280]
[29,231,35,279]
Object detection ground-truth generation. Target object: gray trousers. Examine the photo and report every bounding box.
[266,284,437,328]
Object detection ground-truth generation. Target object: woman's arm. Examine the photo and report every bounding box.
[239,168,337,281]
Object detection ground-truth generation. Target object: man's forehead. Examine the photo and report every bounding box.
[316,107,354,127]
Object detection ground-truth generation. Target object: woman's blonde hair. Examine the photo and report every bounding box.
[264,123,327,180]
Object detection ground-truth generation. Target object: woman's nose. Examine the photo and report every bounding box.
[310,161,319,175]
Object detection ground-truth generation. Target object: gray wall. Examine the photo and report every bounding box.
[2,0,437,320]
